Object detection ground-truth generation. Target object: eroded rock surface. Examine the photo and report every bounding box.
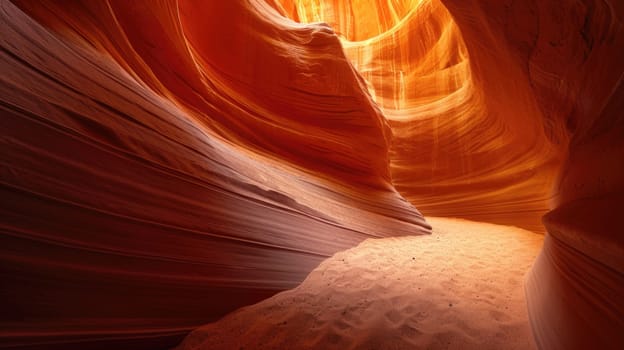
[1,0,623,349]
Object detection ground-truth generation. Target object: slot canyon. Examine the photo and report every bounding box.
[1,0,622,349]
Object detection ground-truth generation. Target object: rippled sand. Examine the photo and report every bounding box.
[178,217,542,350]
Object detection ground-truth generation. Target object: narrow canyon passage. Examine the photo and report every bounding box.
[1,0,623,349]
[178,218,542,350]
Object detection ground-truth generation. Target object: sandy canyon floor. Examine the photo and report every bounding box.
[177,218,543,350]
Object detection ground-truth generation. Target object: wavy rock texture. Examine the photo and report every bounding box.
[441,1,624,348]
[1,0,623,349]
[274,0,624,348]
[1,1,429,349]
[272,0,560,233]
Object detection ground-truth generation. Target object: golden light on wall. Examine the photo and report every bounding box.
[271,0,556,233]
[271,0,476,122]
[3,0,622,349]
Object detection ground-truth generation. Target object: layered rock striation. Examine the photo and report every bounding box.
[1,0,623,349]
[1,1,429,349]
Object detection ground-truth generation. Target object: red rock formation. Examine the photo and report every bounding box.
[1,0,623,349]
[440,1,624,348]
[274,2,624,346]
[272,0,561,233]
[1,1,429,349]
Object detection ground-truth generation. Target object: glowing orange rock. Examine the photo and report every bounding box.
[1,0,429,348]
[272,3,624,346]
[272,0,561,232]
[1,0,623,349]
[442,0,624,347]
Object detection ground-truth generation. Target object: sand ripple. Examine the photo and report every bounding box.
[178,217,542,350]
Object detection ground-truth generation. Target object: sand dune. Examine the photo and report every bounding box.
[177,217,542,350]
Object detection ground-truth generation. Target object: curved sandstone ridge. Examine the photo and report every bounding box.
[1,0,623,349]
[1,1,429,349]
[272,0,560,233]
[11,0,394,187]
[273,1,624,347]
[442,1,624,348]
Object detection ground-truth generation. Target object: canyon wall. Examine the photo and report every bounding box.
[439,0,624,348]
[1,0,623,349]
[1,1,429,349]
[273,2,624,346]
[272,0,561,233]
